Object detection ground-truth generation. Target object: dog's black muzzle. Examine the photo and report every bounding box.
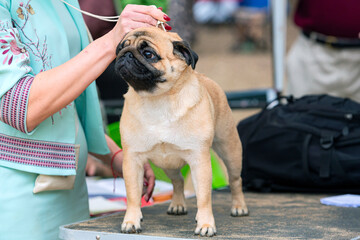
[115,49,163,92]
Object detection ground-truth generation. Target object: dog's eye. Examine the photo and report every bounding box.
[143,50,155,59]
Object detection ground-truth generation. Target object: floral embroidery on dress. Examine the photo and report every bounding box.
[16,2,35,20]
[11,0,53,71]
[1,28,29,66]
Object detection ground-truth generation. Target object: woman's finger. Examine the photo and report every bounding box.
[120,20,154,34]
[121,11,158,26]
[145,174,155,201]
[143,163,155,202]
[164,23,172,31]
[125,4,171,23]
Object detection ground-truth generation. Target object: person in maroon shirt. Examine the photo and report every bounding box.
[294,0,360,39]
[286,0,360,102]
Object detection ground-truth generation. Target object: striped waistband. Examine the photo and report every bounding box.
[0,133,77,174]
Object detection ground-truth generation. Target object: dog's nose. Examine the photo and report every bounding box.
[124,51,134,59]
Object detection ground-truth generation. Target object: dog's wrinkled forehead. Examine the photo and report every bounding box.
[127,30,154,43]
[129,27,181,43]
[117,27,181,53]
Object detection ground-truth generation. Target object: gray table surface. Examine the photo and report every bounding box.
[60,190,360,240]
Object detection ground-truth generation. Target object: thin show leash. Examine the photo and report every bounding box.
[59,0,167,30]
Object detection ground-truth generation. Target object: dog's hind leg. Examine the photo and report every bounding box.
[163,168,187,215]
[212,127,249,217]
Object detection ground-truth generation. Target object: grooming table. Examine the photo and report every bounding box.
[59,189,360,240]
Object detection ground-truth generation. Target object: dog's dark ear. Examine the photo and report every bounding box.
[116,38,129,56]
[173,41,198,69]
[116,40,127,56]
[116,42,123,56]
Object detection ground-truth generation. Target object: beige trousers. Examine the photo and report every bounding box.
[286,34,360,102]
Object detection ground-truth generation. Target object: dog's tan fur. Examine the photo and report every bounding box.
[118,27,248,237]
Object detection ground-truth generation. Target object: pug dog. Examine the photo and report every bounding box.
[115,27,248,237]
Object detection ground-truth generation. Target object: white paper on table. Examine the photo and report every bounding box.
[86,177,174,198]
[152,180,174,195]
[88,196,127,215]
[320,194,360,208]
[86,177,126,198]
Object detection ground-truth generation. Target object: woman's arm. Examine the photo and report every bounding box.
[26,5,169,131]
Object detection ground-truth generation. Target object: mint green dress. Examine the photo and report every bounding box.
[0,116,89,240]
[0,1,103,239]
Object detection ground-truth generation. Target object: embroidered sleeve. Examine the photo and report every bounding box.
[0,75,34,133]
[0,2,35,134]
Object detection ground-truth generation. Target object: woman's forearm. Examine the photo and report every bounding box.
[89,134,123,177]
[26,33,116,131]
[91,135,121,166]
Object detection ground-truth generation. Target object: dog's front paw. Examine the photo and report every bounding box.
[121,211,143,233]
[167,203,187,215]
[231,206,249,217]
[195,223,217,237]
[121,221,142,233]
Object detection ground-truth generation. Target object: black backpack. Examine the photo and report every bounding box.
[237,94,360,193]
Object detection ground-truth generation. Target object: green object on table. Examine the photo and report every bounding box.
[106,121,229,189]
[210,150,229,189]
[150,152,229,190]
[113,0,168,14]
[148,161,190,183]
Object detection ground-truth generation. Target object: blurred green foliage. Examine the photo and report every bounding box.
[114,0,169,13]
